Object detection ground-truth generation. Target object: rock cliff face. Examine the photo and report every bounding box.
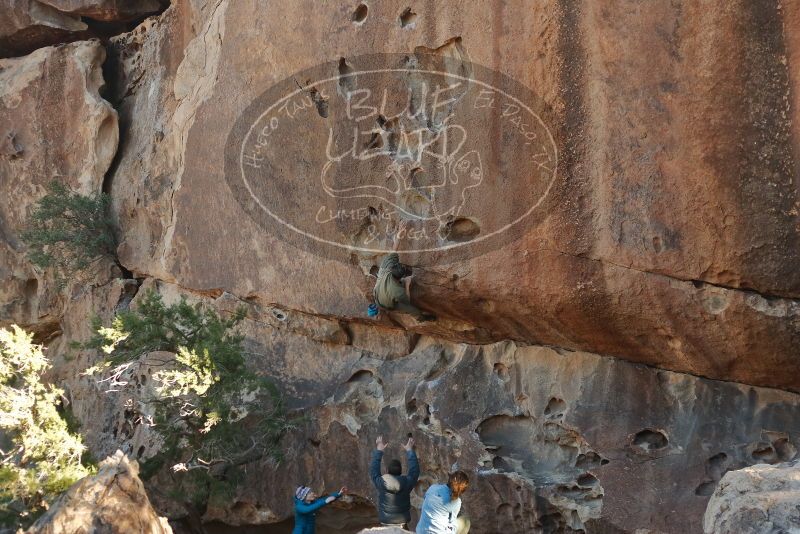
[1,0,799,533]
[0,39,118,338]
[102,0,800,391]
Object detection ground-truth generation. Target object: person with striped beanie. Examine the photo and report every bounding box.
[292,483,348,534]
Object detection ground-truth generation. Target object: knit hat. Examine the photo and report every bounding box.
[295,486,311,501]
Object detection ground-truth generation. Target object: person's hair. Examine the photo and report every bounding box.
[388,459,402,476]
[447,471,470,501]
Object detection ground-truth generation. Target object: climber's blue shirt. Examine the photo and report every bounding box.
[292,493,340,534]
[416,484,461,533]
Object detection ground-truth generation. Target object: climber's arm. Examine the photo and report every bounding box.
[406,449,420,487]
[404,276,412,300]
[295,496,337,514]
[370,449,385,490]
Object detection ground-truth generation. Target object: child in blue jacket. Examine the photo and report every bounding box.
[292,484,348,534]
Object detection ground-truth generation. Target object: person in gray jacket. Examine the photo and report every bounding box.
[370,434,420,528]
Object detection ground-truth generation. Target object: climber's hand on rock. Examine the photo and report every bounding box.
[403,437,415,451]
[339,486,348,496]
[376,435,388,451]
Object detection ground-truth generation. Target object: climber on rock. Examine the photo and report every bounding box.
[372,252,436,322]
[292,484,348,534]
[416,471,471,534]
[370,434,420,528]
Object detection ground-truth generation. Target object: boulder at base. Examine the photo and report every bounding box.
[26,450,172,534]
[703,459,800,534]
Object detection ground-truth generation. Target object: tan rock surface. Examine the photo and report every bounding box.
[0,40,117,336]
[0,0,87,57]
[104,0,800,391]
[0,0,163,57]
[26,450,172,534]
[103,0,205,284]
[38,0,163,22]
[703,460,800,534]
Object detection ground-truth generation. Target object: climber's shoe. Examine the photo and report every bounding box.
[367,303,380,318]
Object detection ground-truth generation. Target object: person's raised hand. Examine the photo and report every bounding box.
[403,437,415,451]
[376,435,388,451]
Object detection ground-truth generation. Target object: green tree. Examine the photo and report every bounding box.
[0,325,93,528]
[84,291,293,510]
[21,181,118,282]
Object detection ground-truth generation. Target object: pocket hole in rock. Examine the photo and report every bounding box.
[707,452,729,479]
[307,86,328,118]
[575,451,609,469]
[557,485,586,498]
[442,217,481,242]
[399,7,417,27]
[773,438,798,461]
[493,362,509,381]
[751,444,778,463]
[272,309,287,321]
[576,473,598,487]
[694,481,716,496]
[652,236,663,253]
[338,57,356,94]
[492,456,511,471]
[632,429,668,451]
[347,369,375,383]
[544,397,566,418]
[352,3,368,23]
[540,513,565,532]
[364,131,384,149]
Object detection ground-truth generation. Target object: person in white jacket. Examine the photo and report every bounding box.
[416,471,470,534]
